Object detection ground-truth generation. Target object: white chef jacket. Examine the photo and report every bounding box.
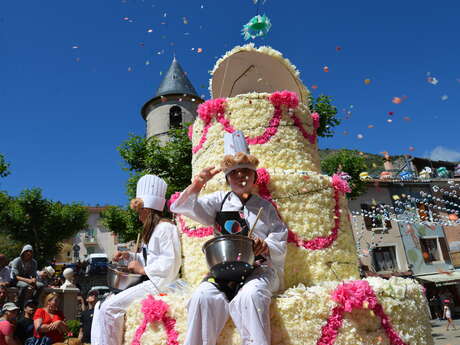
[128,221,182,291]
[171,191,287,290]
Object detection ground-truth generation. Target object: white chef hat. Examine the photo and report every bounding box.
[221,131,259,175]
[135,174,167,211]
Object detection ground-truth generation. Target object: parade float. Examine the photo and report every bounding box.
[122,44,433,345]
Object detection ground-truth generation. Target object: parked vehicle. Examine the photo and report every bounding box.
[86,253,109,275]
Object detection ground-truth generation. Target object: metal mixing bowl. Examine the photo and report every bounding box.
[107,264,144,291]
[202,235,255,281]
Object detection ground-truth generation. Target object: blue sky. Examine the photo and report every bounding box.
[1,0,459,206]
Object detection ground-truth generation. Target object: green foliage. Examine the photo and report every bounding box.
[102,126,193,241]
[0,233,25,262]
[119,126,192,198]
[0,189,88,266]
[66,319,81,337]
[321,149,368,199]
[309,94,340,138]
[100,206,141,242]
[0,154,10,178]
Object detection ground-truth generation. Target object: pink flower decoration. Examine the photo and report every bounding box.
[269,90,299,108]
[332,174,352,194]
[131,295,180,345]
[256,169,341,250]
[187,124,193,140]
[167,192,181,209]
[331,280,377,312]
[311,112,320,129]
[177,214,214,238]
[317,281,408,345]
[197,98,226,124]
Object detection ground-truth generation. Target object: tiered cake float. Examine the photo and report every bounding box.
[123,45,433,345]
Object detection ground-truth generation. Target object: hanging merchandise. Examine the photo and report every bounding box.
[242,14,272,40]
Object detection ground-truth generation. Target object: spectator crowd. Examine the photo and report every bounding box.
[0,245,97,345]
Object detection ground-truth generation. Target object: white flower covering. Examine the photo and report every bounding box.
[124,278,433,345]
[191,93,321,177]
[122,47,433,345]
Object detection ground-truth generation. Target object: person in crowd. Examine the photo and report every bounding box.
[31,292,68,344]
[170,131,288,345]
[78,290,98,345]
[37,267,55,287]
[0,288,9,310]
[0,302,20,345]
[14,299,36,343]
[10,245,43,308]
[443,300,456,330]
[429,295,442,320]
[92,174,181,345]
[0,256,11,288]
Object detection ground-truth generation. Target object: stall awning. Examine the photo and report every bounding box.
[417,271,460,286]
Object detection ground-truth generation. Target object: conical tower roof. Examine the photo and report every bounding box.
[155,57,198,98]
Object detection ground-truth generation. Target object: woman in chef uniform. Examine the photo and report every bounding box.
[171,131,287,345]
[92,174,181,345]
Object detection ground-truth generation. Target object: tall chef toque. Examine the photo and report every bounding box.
[221,131,259,175]
[130,174,167,211]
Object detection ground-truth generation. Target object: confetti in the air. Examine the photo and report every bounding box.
[147,28,153,33]
[427,76,439,85]
[441,94,448,101]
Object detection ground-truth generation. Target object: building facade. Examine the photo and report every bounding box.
[349,155,460,313]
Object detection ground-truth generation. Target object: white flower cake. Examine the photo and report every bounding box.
[124,278,432,345]
[122,45,433,345]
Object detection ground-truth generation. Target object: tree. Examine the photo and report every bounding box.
[0,153,10,178]
[0,189,88,266]
[309,94,340,138]
[321,149,368,199]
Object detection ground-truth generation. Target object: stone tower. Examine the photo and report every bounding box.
[141,57,203,139]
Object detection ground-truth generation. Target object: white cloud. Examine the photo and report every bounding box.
[425,146,460,162]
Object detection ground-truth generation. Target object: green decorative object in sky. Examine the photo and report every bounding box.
[242,14,272,40]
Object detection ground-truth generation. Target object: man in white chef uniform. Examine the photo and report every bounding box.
[171,131,288,345]
[92,174,182,345]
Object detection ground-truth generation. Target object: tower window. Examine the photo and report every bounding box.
[169,106,182,128]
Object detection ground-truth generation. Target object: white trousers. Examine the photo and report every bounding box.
[185,266,279,345]
[91,280,159,345]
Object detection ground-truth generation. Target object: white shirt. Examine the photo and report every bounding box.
[130,221,182,291]
[171,191,288,289]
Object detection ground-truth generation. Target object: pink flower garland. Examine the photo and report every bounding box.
[255,169,345,251]
[178,215,214,238]
[331,173,352,194]
[192,98,227,154]
[317,281,408,345]
[187,124,193,140]
[191,91,320,153]
[131,295,179,345]
[168,192,214,238]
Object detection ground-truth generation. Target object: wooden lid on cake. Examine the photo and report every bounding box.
[211,45,309,104]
